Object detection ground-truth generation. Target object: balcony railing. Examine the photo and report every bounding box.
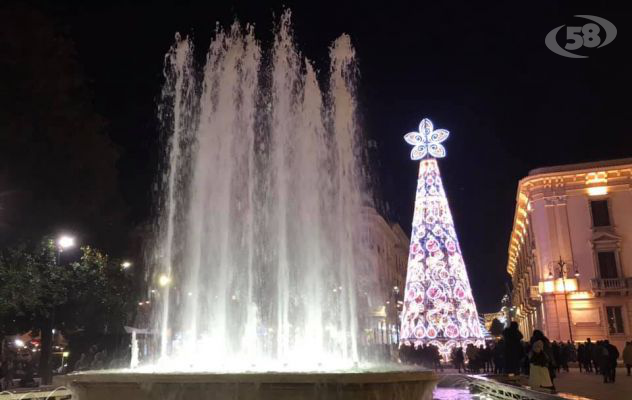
[591,277,631,292]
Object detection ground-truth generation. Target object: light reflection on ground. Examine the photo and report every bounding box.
[433,388,486,400]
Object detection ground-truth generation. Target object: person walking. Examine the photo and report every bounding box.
[560,342,570,372]
[592,340,602,374]
[577,343,585,373]
[597,341,611,383]
[492,340,505,374]
[551,342,561,373]
[455,347,466,373]
[605,340,619,383]
[528,340,556,393]
[584,338,594,373]
[502,322,524,375]
[623,341,632,377]
[530,330,556,389]
[466,344,479,373]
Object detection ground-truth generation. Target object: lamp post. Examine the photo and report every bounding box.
[56,235,75,264]
[40,235,75,384]
[548,256,579,342]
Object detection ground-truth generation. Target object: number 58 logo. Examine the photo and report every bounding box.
[545,15,617,58]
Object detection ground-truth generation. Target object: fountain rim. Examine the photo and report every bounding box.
[64,369,437,385]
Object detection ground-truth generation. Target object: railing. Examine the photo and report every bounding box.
[591,277,628,291]
[438,374,582,400]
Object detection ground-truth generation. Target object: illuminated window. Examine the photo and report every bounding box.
[606,306,624,334]
[598,252,618,279]
[590,200,610,227]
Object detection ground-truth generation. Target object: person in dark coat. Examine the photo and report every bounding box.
[597,341,611,383]
[584,338,594,372]
[560,342,570,372]
[623,341,632,377]
[551,341,561,373]
[605,340,619,383]
[592,340,603,374]
[454,347,465,373]
[492,340,505,374]
[577,343,585,373]
[502,322,524,374]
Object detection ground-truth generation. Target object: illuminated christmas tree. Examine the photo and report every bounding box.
[399,118,484,357]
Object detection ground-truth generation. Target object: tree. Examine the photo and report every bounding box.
[399,119,484,358]
[490,318,505,337]
[0,4,127,250]
[0,238,133,383]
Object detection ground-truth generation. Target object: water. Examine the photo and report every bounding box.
[149,10,369,372]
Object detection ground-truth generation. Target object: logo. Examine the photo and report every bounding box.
[545,15,617,58]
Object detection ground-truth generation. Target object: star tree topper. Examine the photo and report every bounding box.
[404,118,449,160]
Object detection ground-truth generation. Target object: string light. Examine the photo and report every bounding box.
[400,118,485,356]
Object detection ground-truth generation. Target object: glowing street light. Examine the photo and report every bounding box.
[121,261,132,269]
[14,339,24,347]
[158,274,171,287]
[57,235,75,251]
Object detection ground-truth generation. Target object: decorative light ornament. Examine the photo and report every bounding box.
[403,118,449,160]
[400,118,484,358]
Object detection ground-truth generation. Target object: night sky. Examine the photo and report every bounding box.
[31,1,632,312]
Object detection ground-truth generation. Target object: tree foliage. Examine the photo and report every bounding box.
[0,238,134,335]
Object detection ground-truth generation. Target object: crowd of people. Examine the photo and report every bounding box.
[0,341,130,390]
[400,321,632,394]
[486,323,630,392]
[0,358,38,390]
[399,343,444,371]
[575,338,620,382]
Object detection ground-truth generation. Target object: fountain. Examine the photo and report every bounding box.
[64,10,436,399]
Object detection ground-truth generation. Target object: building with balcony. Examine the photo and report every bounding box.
[506,158,632,350]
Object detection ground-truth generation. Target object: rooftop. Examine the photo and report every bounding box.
[529,158,632,176]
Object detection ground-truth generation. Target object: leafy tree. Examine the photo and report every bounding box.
[490,318,505,337]
[0,238,134,383]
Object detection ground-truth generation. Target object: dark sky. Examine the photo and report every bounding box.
[41,0,632,312]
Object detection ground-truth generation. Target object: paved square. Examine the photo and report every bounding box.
[553,368,632,400]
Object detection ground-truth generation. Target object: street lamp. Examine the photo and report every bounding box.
[158,274,171,287]
[57,235,75,251]
[121,261,132,269]
[56,235,75,265]
[549,256,579,342]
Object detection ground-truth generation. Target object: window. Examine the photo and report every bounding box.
[598,251,618,278]
[606,306,624,334]
[591,200,610,227]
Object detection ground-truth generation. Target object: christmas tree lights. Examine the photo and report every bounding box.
[400,118,484,357]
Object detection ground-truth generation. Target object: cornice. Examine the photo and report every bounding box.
[506,161,632,277]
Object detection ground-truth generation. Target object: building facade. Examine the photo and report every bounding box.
[358,207,409,346]
[507,159,632,350]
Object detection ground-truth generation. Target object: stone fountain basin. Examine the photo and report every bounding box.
[64,370,437,400]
